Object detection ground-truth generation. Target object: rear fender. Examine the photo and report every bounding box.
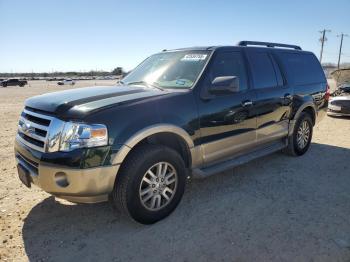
[288,101,316,136]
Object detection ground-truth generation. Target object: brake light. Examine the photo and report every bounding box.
[325,83,330,101]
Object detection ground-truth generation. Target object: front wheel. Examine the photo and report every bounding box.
[112,145,186,224]
[284,112,313,156]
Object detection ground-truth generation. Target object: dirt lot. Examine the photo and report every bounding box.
[0,80,349,261]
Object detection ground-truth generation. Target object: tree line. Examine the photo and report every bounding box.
[0,67,125,78]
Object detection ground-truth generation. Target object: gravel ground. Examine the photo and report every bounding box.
[0,80,349,262]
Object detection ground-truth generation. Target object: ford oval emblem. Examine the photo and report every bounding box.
[21,121,34,134]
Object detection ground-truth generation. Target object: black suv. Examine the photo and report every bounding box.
[14,41,328,224]
[1,78,28,87]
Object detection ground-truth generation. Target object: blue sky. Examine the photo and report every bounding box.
[0,0,349,72]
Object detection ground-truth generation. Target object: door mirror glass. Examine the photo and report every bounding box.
[209,76,240,94]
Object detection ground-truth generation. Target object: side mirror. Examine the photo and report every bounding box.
[209,76,239,94]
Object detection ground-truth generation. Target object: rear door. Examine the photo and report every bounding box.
[246,49,292,145]
[196,50,257,165]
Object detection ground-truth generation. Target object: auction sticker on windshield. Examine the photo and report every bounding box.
[181,54,208,61]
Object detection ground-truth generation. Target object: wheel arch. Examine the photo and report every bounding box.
[293,103,316,125]
[112,124,195,169]
[289,102,316,136]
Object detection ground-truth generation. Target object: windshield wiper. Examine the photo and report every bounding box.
[126,81,164,91]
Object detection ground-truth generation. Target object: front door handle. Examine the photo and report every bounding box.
[242,100,253,107]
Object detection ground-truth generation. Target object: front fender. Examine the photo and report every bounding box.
[111,124,195,165]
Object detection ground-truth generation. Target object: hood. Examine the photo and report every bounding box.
[25,85,167,118]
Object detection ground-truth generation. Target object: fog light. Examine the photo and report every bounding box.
[55,172,69,187]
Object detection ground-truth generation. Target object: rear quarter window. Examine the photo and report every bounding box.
[278,52,325,85]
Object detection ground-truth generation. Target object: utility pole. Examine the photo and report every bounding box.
[337,33,349,69]
[319,29,331,63]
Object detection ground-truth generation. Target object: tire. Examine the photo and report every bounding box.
[284,112,313,156]
[112,144,186,224]
[2,83,7,87]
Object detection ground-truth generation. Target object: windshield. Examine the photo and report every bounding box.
[122,50,210,89]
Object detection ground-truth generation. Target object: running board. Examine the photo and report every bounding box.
[192,141,287,179]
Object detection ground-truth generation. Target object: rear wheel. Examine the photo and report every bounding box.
[284,112,313,156]
[112,145,186,224]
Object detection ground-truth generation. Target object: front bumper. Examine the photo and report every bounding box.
[327,110,350,117]
[15,139,119,203]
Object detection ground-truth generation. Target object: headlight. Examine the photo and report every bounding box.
[59,122,108,152]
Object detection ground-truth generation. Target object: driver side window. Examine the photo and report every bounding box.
[206,51,248,91]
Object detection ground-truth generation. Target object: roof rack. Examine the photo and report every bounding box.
[237,41,302,50]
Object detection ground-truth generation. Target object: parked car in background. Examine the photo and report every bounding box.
[14,41,328,224]
[328,96,350,117]
[337,82,350,94]
[57,79,75,85]
[1,79,28,87]
[328,82,350,117]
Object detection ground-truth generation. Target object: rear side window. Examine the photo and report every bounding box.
[248,52,278,89]
[278,53,325,85]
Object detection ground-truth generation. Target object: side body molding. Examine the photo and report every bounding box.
[111,124,200,166]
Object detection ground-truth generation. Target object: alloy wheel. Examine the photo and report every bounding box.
[139,162,178,211]
[297,120,310,149]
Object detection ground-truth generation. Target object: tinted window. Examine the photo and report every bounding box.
[248,52,278,89]
[278,52,325,85]
[270,55,284,86]
[207,52,248,90]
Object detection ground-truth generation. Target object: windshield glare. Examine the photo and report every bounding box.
[122,50,210,89]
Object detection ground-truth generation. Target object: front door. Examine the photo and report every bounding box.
[196,51,257,165]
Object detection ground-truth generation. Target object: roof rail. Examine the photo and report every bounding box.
[237,41,302,50]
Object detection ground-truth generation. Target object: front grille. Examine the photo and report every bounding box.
[332,100,350,108]
[17,108,53,152]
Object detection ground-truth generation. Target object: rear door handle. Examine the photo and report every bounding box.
[242,100,253,107]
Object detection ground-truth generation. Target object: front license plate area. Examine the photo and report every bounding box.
[17,164,31,188]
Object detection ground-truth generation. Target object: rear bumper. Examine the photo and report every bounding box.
[15,139,119,203]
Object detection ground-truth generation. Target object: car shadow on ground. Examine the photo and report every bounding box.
[22,143,350,261]
[327,115,350,120]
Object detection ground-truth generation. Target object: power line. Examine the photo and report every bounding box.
[337,33,349,69]
[319,29,331,63]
